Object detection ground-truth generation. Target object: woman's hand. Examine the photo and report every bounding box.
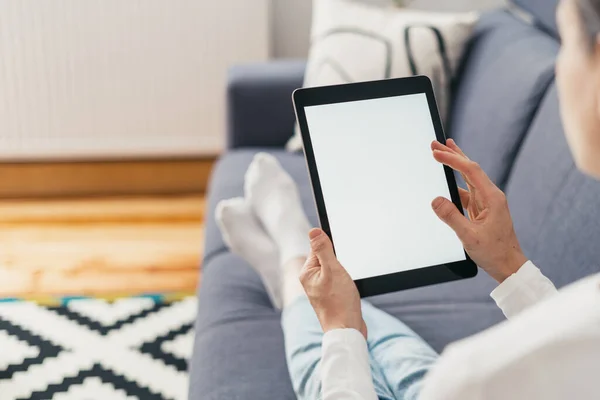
[431,139,528,283]
[299,228,367,339]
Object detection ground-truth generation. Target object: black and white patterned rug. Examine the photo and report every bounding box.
[0,295,196,400]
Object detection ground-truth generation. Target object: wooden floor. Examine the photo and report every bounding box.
[0,195,205,298]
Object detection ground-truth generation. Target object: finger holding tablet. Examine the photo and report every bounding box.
[430,139,528,284]
[299,228,367,339]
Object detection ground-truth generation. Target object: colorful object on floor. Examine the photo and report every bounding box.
[0,294,197,400]
[0,292,195,307]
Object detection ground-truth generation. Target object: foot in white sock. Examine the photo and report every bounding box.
[244,153,312,265]
[215,197,283,309]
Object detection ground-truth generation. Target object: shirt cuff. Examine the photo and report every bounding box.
[490,261,558,319]
[322,329,369,367]
[323,328,366,344]
[321,329,378,399]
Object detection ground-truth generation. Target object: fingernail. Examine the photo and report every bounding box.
[432,197,445,209]
[309,228,322,240]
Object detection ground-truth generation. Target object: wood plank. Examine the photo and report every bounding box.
[0,196,205,297]
[0,196,206,224]
[0,223,204,271]
[0,267,200,297]
[0,159,215,199]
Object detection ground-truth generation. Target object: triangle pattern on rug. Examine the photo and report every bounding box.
[161,329,195,361]
[50,376,135,400]
[0,297,196,400]
[67,298,156,326]
[0,330,40,370]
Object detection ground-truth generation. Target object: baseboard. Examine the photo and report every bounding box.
[0,158,215,198]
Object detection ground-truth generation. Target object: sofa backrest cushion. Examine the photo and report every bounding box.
[449,10,558,189]
[512,0,560,37]
[506,84,600,288]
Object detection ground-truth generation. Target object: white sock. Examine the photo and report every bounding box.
[245,153,312,265]
[215,197,283,309]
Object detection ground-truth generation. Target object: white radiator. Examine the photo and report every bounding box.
[0,0,270,161]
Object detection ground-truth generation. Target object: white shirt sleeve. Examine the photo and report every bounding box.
[419,273,600,400]
[321,329,378,400]
[490,261,558,319]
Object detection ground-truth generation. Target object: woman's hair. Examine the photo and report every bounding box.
[577,0,600,49]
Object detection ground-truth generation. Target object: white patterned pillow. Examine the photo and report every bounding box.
[287,0,478,152]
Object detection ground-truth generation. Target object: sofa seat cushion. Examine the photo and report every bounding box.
[189,252,296,400]
[449,10,558,189]
[506,84,600,288]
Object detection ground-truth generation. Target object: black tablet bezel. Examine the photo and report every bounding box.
[293,76,478,298]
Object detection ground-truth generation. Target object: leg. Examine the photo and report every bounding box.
[245,153,311,266]
[215,197,283,308]
[218,154,431,399]
[282,293,396,400]
[243,153,313,308]
[216,153,314,309]
[362,301,438,400]
[244,153,438,399]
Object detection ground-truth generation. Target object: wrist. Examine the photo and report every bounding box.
[322,323,368,341]
[321,320,361,334]
[494,250,528,283]
[319,312,366,339]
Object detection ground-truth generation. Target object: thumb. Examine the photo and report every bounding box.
[309,228,337,272]
[432,197,471,239]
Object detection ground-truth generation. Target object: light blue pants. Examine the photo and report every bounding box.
[282,297,438,400]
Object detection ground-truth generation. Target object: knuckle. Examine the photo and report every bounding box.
[497,189,507,202]
[311,237,328,253]
[468,161,481,173]
[490,187,506,203]
[465,227,479,243]
[461,227,479,247]
[439,202,457,220]
[298,268,306,284]
[298,261,312,282]
[298,269,308,284]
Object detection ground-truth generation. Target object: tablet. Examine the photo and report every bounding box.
[293,76,477,297]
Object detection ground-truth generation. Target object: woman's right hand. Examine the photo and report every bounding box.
[431,139,528,283]
[299,228,367,339]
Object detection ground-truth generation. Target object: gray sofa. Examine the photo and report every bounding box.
[189,1,600,398]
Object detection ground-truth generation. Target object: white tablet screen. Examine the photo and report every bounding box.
[304,93,466,280]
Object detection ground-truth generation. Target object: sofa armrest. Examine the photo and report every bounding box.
[226,60,306,149]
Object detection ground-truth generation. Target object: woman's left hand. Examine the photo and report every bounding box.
[431,139,527,283]
[299,228,367,339]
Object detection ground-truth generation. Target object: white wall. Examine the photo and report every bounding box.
[271,0,507,58]
[0,0,269,160]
